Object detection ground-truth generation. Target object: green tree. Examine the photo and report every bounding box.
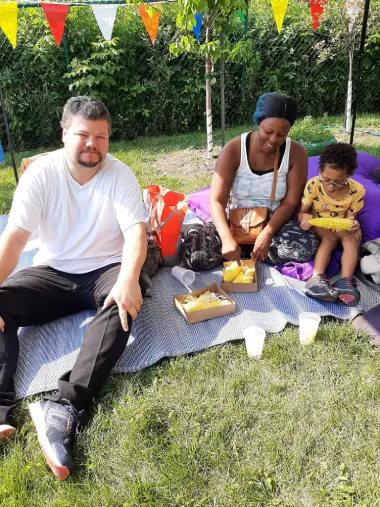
[170,0,252,157]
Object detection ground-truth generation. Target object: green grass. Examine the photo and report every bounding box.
[1,117,380,506]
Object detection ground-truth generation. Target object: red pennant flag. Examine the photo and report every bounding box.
[41,3,69,46]
[310,0,326,31]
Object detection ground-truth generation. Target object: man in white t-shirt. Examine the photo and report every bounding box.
[0,96,147,480]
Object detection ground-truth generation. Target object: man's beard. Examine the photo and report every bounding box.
[76,149,103,168]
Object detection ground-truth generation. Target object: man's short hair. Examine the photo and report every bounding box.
[61,96,112,132]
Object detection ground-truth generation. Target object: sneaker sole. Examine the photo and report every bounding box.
[304,290,337,302]
[337,292,360,307]
[0,425,16,440]
[29,402,70,481]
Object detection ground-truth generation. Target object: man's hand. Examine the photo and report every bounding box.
[0,316,4,332]
[222,237,241,262]
[251,231,272,262]
[103,278,143,332]
[300,213,313,231]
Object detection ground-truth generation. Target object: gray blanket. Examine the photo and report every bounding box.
[1,217,379,399]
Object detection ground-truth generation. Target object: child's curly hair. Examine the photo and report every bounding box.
[319,142,358,176]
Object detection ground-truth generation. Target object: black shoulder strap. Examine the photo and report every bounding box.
[245,131,253,156]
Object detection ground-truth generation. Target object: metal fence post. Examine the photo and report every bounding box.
[350,0,371,145]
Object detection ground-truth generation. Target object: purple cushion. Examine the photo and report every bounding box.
[308,151,380,243]
[188,185,211,222]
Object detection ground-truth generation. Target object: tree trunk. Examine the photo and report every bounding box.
[205,13,213,158]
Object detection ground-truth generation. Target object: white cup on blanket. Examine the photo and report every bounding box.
[171,266,196,288]
[243,326,266,360]
[298,312,321,345]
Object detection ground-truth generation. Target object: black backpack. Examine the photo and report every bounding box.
[182,223,223,271]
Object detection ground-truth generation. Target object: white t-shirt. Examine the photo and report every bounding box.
[9,149,145,274]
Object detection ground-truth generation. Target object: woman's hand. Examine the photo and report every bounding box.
[222,237,241,262]
[251,231,272,262]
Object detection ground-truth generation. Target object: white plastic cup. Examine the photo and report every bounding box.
[298,312,321,346]
[171,266,196,287]
[243,326,266,359]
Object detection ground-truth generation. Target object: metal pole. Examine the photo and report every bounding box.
[0,81,19,184]
[350,0,371,145]
[220,31,225,147]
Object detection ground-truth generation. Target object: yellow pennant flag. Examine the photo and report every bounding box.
[0,2,18,48]
[271,0,289,33]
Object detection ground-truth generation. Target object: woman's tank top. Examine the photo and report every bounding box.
[229,132,291,210]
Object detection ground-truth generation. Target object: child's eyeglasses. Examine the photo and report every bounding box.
[319,176,348,188]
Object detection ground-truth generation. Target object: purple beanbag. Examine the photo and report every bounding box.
[188,185,211,222]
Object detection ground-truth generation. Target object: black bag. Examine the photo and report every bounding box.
[144,236,162,278]
[182,223,223,271]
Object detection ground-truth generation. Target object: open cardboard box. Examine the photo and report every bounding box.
[221,259,258,293]
[174,283,236,324]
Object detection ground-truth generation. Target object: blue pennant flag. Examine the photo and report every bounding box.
[192,12,202,41]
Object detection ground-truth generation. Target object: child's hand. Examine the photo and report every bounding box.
[349,219,360,233]
[300,214,312,231]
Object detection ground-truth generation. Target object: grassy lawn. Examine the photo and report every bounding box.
[1,118,380,506]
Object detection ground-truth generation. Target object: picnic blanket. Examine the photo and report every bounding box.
[1,216,379,399]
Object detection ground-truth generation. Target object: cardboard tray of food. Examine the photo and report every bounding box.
[221,259,258,293]
[173,283,236,324]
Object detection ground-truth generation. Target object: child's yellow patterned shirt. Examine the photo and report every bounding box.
[301,176,365,218]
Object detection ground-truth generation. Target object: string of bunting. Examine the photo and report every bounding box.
[1,0,357,50]
[0,1,166,47]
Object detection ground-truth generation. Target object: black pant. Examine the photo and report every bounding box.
[0,263,137,424]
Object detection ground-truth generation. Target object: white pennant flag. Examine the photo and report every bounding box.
[346,0,363,31]
[91,4,118,41]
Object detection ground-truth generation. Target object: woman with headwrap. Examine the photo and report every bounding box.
[209,92,319,265]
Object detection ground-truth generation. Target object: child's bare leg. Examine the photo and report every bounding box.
[336,230,361,277]
[312,227,339,276]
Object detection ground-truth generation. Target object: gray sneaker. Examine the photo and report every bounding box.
[29,399,84,480]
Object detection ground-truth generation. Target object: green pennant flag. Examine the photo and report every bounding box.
[237,10,245,25]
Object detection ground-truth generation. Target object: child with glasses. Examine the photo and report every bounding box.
[298,143,365,306]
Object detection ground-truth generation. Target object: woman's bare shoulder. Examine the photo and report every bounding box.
[215,135,241,173]
[289,139,308,158]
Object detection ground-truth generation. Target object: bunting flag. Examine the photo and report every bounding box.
[137,4,161,45]
[0,2,18,48]
[271,0,289,33]
[310,0,326,31]
[91,4,118,41]
[41,3,69,47]
[192,12,202,41]
[346,0,363,31]
[237,10,245,26]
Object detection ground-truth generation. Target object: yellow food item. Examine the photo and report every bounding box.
[183,291,230,313]
[232,271,245,283]
[223,261,243,282]
[242,267,255,283]
[308,217,352,230]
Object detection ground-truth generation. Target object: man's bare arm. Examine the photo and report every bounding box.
[0,225,31,286]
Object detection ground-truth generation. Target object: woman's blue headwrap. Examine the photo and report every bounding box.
[253,92,297,126]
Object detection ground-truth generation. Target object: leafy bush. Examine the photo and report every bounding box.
[0,0,379,150]
[291,118,334,143]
